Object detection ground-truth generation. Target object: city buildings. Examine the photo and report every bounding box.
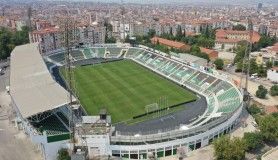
[215,29,261,51]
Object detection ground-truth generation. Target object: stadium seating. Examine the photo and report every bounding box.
[32,114,69,135]
[48,53,65,64]
[56,112,69,126]
[106,48,123,58]
[207,80,232,93]
[147,56,168,69]
[126,48,143,58]
[170,67,195,82]
[157,61,181,76]
[95,48,106,58]
[135,51,152,63]
[44,46,242,118]
[217,88,240,113]
[70,50,85,60]
[206,96,215,115]
[200,77,217,91]
[189,73,209,86]
[44,61,55,70]
[83,48,94,59]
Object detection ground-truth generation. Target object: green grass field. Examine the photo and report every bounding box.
[61,60,197,123]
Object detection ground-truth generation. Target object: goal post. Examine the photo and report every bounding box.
[145,103,159,114]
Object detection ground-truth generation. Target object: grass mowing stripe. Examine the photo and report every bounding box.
[62,60,197,123]
[96,66,139,121]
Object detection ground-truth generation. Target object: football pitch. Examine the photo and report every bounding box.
[62,60,197,123]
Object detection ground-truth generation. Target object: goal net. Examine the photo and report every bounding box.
[145,103,159,114]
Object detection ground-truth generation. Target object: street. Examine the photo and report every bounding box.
[0,64,42,160]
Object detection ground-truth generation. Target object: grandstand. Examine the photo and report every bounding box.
[10,44,74,160]
[70,50,85,60]
[95,47,106,58]
[10,43,243,160]
[83,47,94,59]
[45,46,242,122]
[106,47,124,58]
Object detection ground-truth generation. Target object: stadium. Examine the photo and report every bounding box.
[10,43,243,160]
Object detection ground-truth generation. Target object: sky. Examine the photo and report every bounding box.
[73,0,277,5]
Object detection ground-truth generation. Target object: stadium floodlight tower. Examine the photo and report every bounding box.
[60,15,79,152]
[27,5,32,31]
[120,0,126,41]
[240,17,253,105]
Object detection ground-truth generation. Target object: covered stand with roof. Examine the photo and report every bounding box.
[9,43,78,160]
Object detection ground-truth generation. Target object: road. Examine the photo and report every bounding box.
[220,67,278,106]
[0,64,42,160]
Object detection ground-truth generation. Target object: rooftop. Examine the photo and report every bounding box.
[151,37,189,49]
[10,43,71,118]
[216,29,261,43]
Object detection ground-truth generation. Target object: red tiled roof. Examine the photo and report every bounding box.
[151,37,188,49]
[251,31,261,43]
[200,47,215,54]
[200,47,218,59]
[215,29,227,39]
[269,43,278,52]
[216,38,242,43]
[31,27,60,34]
[216,29,261,43]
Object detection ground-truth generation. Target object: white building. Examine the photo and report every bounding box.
[267,67,278,83]
[29,27,62,54]
[77,23,106,45]
[29,24,106,54]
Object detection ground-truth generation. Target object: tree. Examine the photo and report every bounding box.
[0,26,30,60]
[221,43,225,50]
[213,136,246,160]
[190,45,201,53]
[57,148,70,160]
[243,132,264,151]
[257,35,276,49]
[176,25,183,41]
[258,114,278,142]
[104,22,116,43]
[256,85,268,99]
[247,104,262,115]
[235,60,248,73]
[148,29,156,38]
[189,45,210,61]
[234,43,247,64]
[266,60,273,69]
[232,24,246,31]
[257,65,267,77]
[124,35,130,43]
[214,58,224,70]
[169,27,173,36]
[105,36,116,43]
[248,58,258,75]
[196,36,215,48]
[270,85,278,96]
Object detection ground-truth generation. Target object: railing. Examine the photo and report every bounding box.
[110,102,242,143]
[44,46,244,144]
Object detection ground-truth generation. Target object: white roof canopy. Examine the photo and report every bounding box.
[10,43,70,118]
